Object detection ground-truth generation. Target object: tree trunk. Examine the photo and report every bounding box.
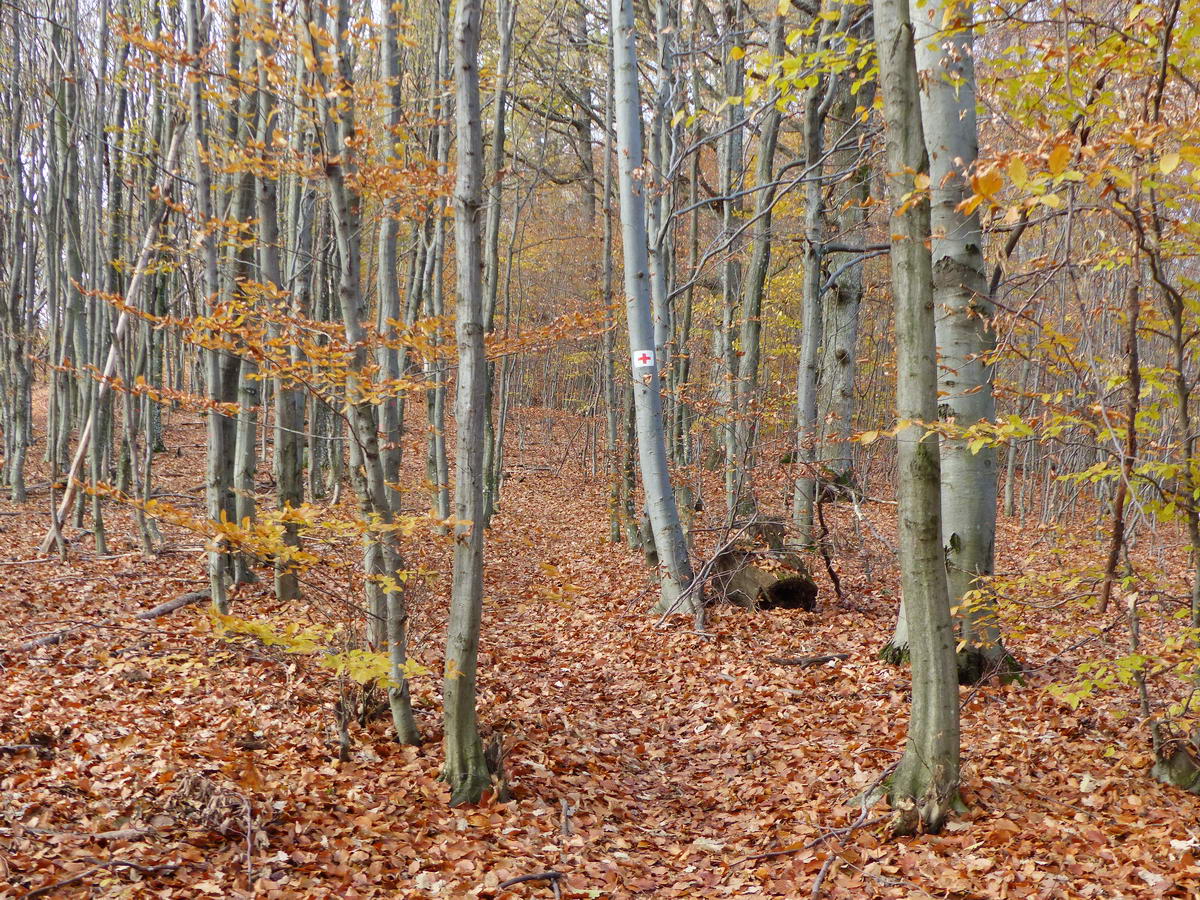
[610,0,698,619]
[442,0,491,806]
[912,0,1015,683]
[873,0,962,833]
[306,0,418,742]
[733,13,785,516]
[186,0,231,613]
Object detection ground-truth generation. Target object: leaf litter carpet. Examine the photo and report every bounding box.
[1,413,1199,898]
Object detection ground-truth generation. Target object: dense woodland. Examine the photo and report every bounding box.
[2,0,1200,895]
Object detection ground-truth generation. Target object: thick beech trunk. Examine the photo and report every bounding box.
[912,0,1015,682]
[873,0,962,833]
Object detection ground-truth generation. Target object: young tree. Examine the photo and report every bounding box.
[609,0,698,618]
[304,0,419,743]
[186,0,232,613]
[442,0,491,806]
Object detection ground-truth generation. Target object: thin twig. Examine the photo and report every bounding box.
[497,870,564,890]
[811,852,838,899]
[727,813,885,867]
[26,859,182,898]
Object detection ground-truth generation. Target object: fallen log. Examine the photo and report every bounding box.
[135,590,211,620]
[8,588,211,654]
[712,545,818,611]
[767,654,849,667]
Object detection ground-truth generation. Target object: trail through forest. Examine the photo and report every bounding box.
[3,409,1199,899]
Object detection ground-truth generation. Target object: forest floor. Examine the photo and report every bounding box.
[2,407,1200,899]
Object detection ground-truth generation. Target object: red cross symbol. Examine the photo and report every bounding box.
[636,352,652,366]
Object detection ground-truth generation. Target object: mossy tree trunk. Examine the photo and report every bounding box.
[873,0,962,833]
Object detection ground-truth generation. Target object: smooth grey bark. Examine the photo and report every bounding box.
[819,60,874,490]
[731,14,785,515]
[610,0,698,618]
[227,28,260,585]
[1,25,32,504]
[873,0,962,832]
[286,52,320,506]
[911,0,1013,682]
[376,0,407,518]
[601,48,621,542]
[425,0,452,527]
[260,0,303,603]
[306,0,418,742]
[481,0,516,525]
[186,0,232,613]
[646,0,678,361]
[443,0,491,806]
[792,9,844,541]
[375,0,419,745]
[719,0,745,519]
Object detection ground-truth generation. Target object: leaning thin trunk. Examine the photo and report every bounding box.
[610,0,697,619]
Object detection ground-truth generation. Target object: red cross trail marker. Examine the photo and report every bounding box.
[632,350,655,368]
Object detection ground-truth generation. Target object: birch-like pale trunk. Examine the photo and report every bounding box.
[873,0,961,832]
[911,0,1015,682]
[610,0,697,618]
[442,0,491,806]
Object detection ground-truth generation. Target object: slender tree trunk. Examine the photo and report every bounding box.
[732,14,785,516]
[425,0,453,526]
[306,0,418,741]
[792,13,836,541]
[819,62,874,492]
[481,0,516,524]
[601,51,621,542]
[186,0,231,612]
[442,0,491,806]
[610,0,698,619]
[259,0,303,602]
[719,0,744,520]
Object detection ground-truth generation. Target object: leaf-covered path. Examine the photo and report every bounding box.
[2,413,1199,898]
